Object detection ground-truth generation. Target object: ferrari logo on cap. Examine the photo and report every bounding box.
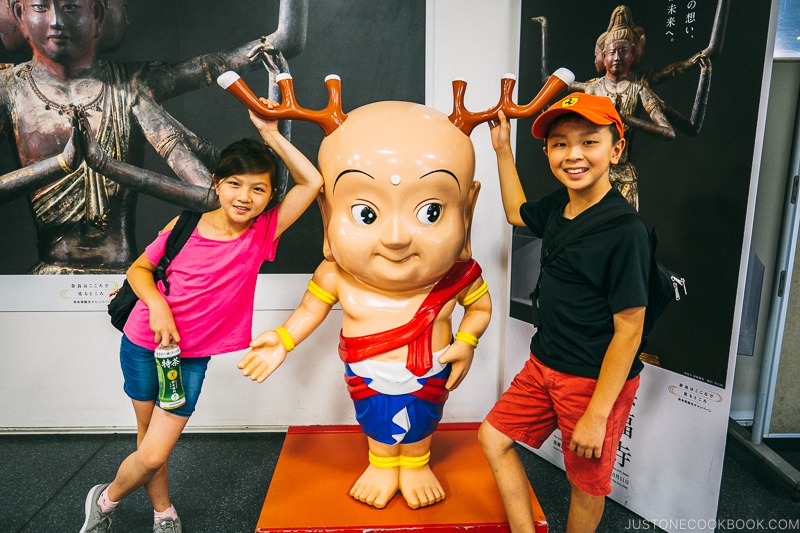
[561,96,579,108]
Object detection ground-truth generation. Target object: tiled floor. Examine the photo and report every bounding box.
[1,430,798,532]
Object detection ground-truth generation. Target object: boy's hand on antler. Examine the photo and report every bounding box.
[490,110,511,153]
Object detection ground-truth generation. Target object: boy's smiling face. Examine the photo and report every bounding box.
[317,101,479,292]
[543,114,625,198]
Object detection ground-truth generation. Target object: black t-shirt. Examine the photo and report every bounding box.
[520,187,650,379]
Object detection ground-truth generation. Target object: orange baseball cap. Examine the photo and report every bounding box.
[531,92,624,140]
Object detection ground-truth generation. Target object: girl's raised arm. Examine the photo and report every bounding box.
[249,100,323,238]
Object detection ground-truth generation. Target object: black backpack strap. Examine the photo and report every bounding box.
[156,210,202,295]
[541,202,637,267]
[529,201,638,328]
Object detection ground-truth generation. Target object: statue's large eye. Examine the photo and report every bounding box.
[416,203,442,225]
[351,204,377,226]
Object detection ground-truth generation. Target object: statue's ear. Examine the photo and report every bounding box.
[2,0,29,52]
[92,0,106,38]
[632,31,646,68]
[594,34,606,74]
[11,0,24,29]
[458,181,481,262]
[317,192,334,261]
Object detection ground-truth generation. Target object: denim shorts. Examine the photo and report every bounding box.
[119,335,210,417]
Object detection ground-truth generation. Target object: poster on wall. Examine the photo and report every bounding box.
[503,0,775,529]
[0,0,425,310]
[512,0,773,389]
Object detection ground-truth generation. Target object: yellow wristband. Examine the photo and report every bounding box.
[455,331,478,348]
[275,326,295,352]
[460,281,488,307]
[368,451,401,468]
[57,154,73,174]
[398,451,431,468]
[307,279,338,305]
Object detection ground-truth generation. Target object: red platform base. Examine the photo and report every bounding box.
[255,423,547,533]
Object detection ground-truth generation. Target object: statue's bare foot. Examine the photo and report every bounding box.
[399,465,445,509]
[349,464,399,509]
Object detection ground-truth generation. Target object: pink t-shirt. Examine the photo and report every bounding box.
[123,208,280,358]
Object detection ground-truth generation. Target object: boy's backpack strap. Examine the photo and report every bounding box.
[541,202,637,266]
[529,201,637,328]
[156,210,202,295]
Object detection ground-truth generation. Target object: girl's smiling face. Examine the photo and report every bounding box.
[215,172,274,224]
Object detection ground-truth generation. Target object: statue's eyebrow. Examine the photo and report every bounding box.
[333,168,460,193]
[333,169,374,194]
[420,169,460,193]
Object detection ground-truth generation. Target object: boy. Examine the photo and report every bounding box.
[479,93,650,533]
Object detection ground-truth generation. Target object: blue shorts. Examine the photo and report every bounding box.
[119,335,210,417]
[347,364,450,445]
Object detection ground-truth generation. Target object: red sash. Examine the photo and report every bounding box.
[338,259,482,376]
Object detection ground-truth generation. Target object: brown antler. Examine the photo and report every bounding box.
[449,67,574,136]
[217,71,347,136]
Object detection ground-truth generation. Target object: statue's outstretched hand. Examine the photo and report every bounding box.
[691,51,710,71]
[439,341,475,391]
[239,330,288,383]
[246,36,276,61]
[246,38,284,76]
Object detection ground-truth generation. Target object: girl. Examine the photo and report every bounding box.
[79,104,323,533]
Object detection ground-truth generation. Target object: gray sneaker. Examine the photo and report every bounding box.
[154,516,182,533]
[79,483,115,533]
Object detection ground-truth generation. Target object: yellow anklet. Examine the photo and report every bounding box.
[398,451,431,468]
[368,451,401,468]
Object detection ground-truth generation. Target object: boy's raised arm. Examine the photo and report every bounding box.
[490,111,527,227]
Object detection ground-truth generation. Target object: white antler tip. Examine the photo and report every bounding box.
[553,67,575,86]
[276,73,293,82]
[325,74,341,82]
[502,72,517,81]
[217,71,241,90]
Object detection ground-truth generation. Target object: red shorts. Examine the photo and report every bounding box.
[486,352,639,497]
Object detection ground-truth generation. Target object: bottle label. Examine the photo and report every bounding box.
[155,345,186,409]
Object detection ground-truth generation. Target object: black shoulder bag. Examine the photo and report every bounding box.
[108,210,202,332]
[529,202,686,351]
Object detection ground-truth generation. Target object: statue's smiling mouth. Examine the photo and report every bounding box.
[378,254,415,264]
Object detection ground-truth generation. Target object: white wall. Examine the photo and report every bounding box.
[0,0,520,433]
[730,60,800,423]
